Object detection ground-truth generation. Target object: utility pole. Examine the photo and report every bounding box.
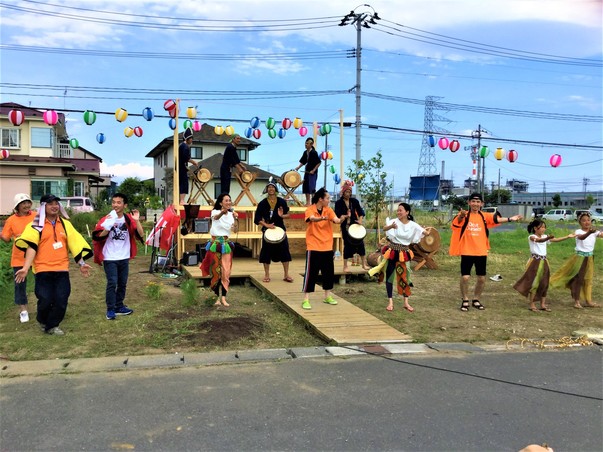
[339,5,380,203]
[471,125,489,195]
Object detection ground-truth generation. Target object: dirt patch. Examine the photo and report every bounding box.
[178,315,265,346]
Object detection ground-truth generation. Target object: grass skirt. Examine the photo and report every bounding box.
[550,254,594,302]
[513,257,550,301]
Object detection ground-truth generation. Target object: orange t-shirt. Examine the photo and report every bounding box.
[33,219,70,272]
[451,211,500,256]
[305,205,336,251]
[1,211,35,267]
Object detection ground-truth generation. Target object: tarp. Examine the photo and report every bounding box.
[146,205,180,251]
[409,175,441,201]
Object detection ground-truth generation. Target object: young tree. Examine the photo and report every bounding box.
[345,150,392,246]
[552,193,562,207]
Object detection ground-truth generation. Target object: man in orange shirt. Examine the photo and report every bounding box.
[302,187,348,310]
[450,193,522,312]
[15,195,93,335]
[1,193,36,323]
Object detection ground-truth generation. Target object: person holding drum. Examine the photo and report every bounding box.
[302,187,349,310]
[220,134,246,195]
[253,180,294,283]
[294,137,321,206]
[375,203,434,313]
[178,127,198,205]
[200,193,239,307]
[334,180,369,272]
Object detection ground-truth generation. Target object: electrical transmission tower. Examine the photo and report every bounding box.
[417,96,450,176]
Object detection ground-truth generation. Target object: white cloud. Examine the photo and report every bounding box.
[100,162,154,182]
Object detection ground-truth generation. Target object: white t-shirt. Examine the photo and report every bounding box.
[209,210,235,237]
[528,234,549,256]
[103,216,131,260]
[575,229,602,253]
[385,217,425,245]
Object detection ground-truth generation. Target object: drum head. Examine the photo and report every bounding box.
[197,168,211,182]
[264,226,285,243]
[418,228,440,253]
[281,170,301,188]
[241,171,253,183]
[348,223,367,239]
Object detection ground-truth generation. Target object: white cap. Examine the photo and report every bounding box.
[13,193,32,210]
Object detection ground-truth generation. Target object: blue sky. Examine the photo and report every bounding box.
[1,0,601,197]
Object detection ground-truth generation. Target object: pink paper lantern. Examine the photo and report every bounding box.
[449,140,460,152]
[438,137,449,150]
[299,126,308,137]
[43,110,58,126]
[8,110,24,126]
[252,128,261,139]
[507,150,518,163]
[192,120,202,132]
[550,154,562,167]
[0,149,10,159]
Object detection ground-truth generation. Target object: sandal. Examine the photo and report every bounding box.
[460,300,470,312]
[262,277,271,283]
[540,307,552,312]
[283,276,294,283]
[472,300,485,310]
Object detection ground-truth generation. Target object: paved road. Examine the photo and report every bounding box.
[1,347,601,451]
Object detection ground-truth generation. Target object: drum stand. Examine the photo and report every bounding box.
[232,171,258,206]
[187,174,214,206]
[409,244,438,270]
[276,178,304,207]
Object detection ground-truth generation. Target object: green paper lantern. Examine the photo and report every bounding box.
[268,128,277,139]
[83,110,96,125]
[266,117,275,129]
[183,119,193,130]
[479,146,489,158]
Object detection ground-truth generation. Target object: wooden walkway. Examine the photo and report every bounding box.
[182,257,412,345]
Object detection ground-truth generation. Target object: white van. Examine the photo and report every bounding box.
[61,196,95,213]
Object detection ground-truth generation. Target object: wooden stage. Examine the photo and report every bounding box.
[182,257,412,345]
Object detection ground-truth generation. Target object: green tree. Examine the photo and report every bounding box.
[117,177,145,209]
[345,151,392,245]
[585,194,595,207]
[444,194,468,211]
[552,193,562,207]
[485,189,511,205]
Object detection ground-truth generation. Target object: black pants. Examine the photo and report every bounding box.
[35,271,71,331]
[302,250,334,293]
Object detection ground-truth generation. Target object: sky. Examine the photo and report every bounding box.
[1,0,601,198]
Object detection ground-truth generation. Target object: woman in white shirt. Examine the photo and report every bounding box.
[373,202,433,313]
[201,193,238,307]
[513,219,574,312]
[551,212,603,308]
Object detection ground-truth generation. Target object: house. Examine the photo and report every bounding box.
[0,102,107,214]
[145,124,280,206]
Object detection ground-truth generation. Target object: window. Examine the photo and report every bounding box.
[74,181,84,196]
[1,128,20,148]
[31,127,53,148]
[31,180,68,200]
[191,146,203,160]
[236,148,247,162]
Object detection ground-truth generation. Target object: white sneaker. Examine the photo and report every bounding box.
[20,311,29,323]
[489,274,503,282]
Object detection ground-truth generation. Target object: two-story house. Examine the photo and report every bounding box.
[0,102,107,215]
[146,124,280,206]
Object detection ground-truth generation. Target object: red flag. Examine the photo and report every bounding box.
[146,205,180,251]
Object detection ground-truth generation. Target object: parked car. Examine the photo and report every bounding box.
[61,196,95,213]
[587,210,603,223]
[482,207,497,214]
[542,208,573,221]
[531,207,545,219]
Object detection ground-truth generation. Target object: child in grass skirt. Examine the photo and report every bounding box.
[513,219,574,312]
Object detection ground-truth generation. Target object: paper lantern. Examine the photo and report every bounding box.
[43,110,58,126]
[8,110,24,126]
[329,165,335,174]
[507,150,518,163]
[250,116,260,128]
[293,117,303,129]
[282,118,292,130]
[317,126,324,137]
[428,135,436,147]
[550,154,562,167]
[168,108,177,118]
[163,99,176,111]
[265,117,275,129]
[168,118,177,130]
[142,107,154,121]
[115,108,128,122]
[192,120,202,132]
[69,138,79,149]
[299,126,308,137]
[278,128,286,139]
[183,119,193,130]
[438,137,449,150]
[494,147,505,160]
[321,123,332,135]
[327,151,333,160]
[214,125,224,135]
[268,128,277,139]
[321,151,328,160]
[0,149,10,159]
[83,110,97,125]
[449,140,460,152]
[96,133,106,144]
[225,125,234,136]
[479,146,490,158]
[134,126,143,137]
[244,127,253,138]
[333,174,341,184]
[252,129,261,139]
[124,126,134,138]
[186,106,197,119]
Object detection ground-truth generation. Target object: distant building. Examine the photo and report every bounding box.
[506,179,529,193]
[511,191,603,208]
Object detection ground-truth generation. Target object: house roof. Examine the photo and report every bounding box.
[196,153,279,182]
[0,154,75,169]
[145,122,260,158]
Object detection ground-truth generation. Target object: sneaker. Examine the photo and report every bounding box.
[301,300,312,310]
[45,327,64,336]
[489,274,503,282]
[323,296,338,305]
[20,311,29,323]
[106,310,116,320]
[38,322,46,332]
[115,306,133,316]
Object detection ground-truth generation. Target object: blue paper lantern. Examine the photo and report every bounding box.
[142,107,154,121]
[278,128,286,139]
[244,127,253,138]
[428,135,436,147]
[96,133,106,144]
[250,116,260,129]
[168,118,177,130]
[333,174,341,184]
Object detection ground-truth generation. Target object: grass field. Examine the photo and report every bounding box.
[0,221,601,362]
